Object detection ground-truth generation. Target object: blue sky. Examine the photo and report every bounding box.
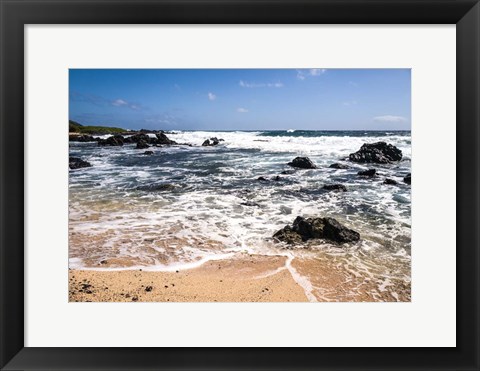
[69,69,411,131]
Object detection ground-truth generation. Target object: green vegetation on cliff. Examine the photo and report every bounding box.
[69,120,126,135]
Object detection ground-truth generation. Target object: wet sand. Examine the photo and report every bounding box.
[69,253,309,302]
[69,252,411,303]
[291,256,411,302]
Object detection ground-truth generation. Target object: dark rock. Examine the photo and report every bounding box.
[257,176,269,182]
[241,201,260,207]
[329,163,349,169]
[69,157,92,170]
[69,134,96,142]
[100,260,107,265]
[322,217,361,243]
[404,173,411,184]
[287,157,317,169]
[273,225,303,245]
[145,286,153,292]
[98,134,124,146]
[349,142,402,163]
[123,132,177,146]
[143,151,154,155]
[124,133,150,144]
[136,140,150,149]
[273,216,360,244]
[155,132,176,145]
[358,169,376,177]
[323,184,347,192]
[280,170,295,175]
[137,183,177,192]
[273,176,282,181]
[202,137,222,146]
[384,178,398,185]
[291,216,317,240]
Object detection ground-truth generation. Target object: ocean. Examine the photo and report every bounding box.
[69,130,411,301]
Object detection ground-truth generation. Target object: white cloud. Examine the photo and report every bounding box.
[236,108,248,113]
[296,71,306,80]
[239,80,283,88]
[373,115,407,123]
[111,98,140,110]
[208,92,216,101]
[309,68,327,76]
[112,99,128,107]
[297,69,327,80]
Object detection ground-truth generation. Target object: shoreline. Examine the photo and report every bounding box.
[69,254,309,302]
[69,252,411,302]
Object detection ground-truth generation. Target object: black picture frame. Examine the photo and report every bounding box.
[1,1,479,370]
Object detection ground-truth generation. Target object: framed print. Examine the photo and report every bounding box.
[1,0,479,370]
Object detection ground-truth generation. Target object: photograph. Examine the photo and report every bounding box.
[68,68,411,302]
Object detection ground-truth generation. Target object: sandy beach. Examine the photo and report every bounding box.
[69,252,410,302]
[69,253,309,302]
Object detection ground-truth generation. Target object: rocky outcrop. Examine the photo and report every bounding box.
[272,226,303,244]
[384,178,398,185]
[358,169,376,177]
[136,140,150,149]
[69,157,92,169]
[329,163,349,169]
[349,142,402,163]
[287,157,317,169]
[404,173,411,184]
[321,218,360,243]
[124,132,176,146]
[273,216,360,244]
[143,151,154,155]
[98,135,124,146]
[155,132,176,145]
[124,133,150,144]
[202,137,223,146]
[69,134,96,142]
[323,184,347,192]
